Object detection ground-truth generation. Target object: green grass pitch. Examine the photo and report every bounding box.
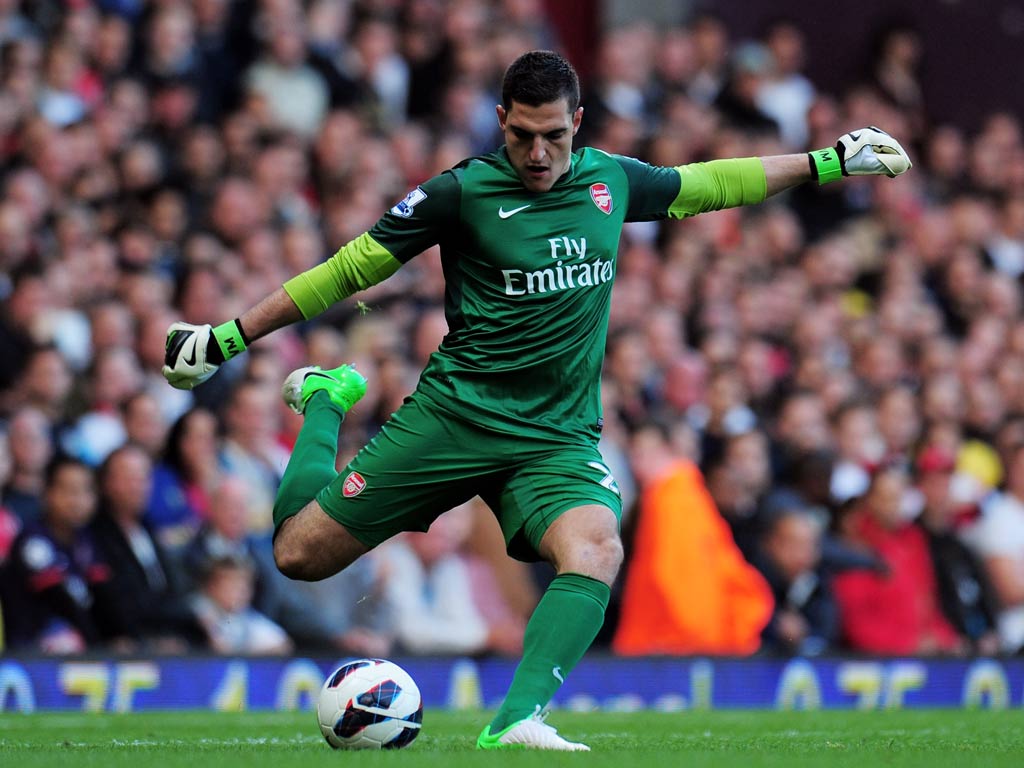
[1,709,1022,768]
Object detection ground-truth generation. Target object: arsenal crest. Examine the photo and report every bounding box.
[590,183,613,214]
[342,471,366,498]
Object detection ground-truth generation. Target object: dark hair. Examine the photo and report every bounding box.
[199,554,254,586]
[97,442,150,492]
[162,406,215,478]
[501,50,580,113]
[44,454,91,490]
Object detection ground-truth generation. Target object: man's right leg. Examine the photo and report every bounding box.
[272,365,370,581]
[273,500,369,581]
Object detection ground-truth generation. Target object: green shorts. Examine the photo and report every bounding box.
[315,394,622,561]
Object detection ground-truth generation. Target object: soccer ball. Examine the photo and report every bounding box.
[317,658,423,750]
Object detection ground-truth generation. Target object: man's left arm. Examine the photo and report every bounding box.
[619,126,912,221]
[769,125,913,196]
[761,154,816,198]
[698,126,913,209]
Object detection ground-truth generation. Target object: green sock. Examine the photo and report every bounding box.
[489,572,610,732]
[273,392,342,529]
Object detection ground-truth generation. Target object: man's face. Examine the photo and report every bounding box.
[103,449,152,518]
[766,514,821,583]
[497,98,582,192]
[46,464,96,530]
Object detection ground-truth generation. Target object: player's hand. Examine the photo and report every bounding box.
[836,126,912,178]
[162,321,219,390]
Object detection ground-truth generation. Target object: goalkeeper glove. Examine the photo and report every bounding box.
[162,319,248,390]
[808,126,912,184]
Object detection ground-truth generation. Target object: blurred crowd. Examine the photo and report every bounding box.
[1,0,1023,659]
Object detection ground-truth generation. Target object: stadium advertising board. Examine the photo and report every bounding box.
[1,657,1021,713]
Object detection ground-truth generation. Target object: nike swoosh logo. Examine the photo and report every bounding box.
[552,666,564,683]
[498,204,531,219]
[183,335,197,366]
[165,330,192,367]
[848,131,861,142]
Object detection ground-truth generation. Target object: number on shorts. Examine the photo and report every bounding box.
[587,461,620,496]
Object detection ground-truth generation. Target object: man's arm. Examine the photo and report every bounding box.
[725,126,913,207]
[245,228,407,339]
[623,126,911,222]
[762,154,815,198]
[164,172,461,390]
[238,287,304,341]
[163,232,402,390]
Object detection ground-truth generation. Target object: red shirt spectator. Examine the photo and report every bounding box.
[834,464,962,655]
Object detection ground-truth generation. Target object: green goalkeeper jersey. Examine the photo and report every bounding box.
[285,147,766,442]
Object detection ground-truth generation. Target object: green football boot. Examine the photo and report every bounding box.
[281,364,367,415]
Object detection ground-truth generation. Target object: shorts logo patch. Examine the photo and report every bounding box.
[390,187,427,218]
[342,471,367,498]
[590,183,613,214]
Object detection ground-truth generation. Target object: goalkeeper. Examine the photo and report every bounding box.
[164,51,910,751]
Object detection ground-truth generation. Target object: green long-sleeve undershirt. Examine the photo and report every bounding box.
[282,156,766,320]
[282,232,401,320]
[668,157,767,218]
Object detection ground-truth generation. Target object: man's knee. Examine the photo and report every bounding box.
[541,505,623,584]
[272,510,369,581]
[564,531,624,585]
[591,531,624,579]
[273,526,317,581]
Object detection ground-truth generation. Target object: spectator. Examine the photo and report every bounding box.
[89,444,203,649]
[12,344,73,423]
[244,15,328,138]
[756,19,815,150]
[0,266,50,391]
[614,422,773,655]
[752,505,838,656]
[698,365,756,462]
[180,475,252,579]
[915,446,1000,654]
[219,380,287,533]
[705,429,772,557]
[713,42,779,138]
[586,25,657,147]
[147,407,218,549]
[868,24,925,138]
[61,345,143,465]
[965,440,1024,652]
[183,475,392,655]
[687,11,731,107]
[3,406,54,523]
[350,15,410,128]
[122,392,169,459]
[281,556,394,657]
[190,555,292,655]
[830,399,883,504]
[2,456,130,652]
[379,503,522,656]
[876,384,922,458]
[833,462,963,655]
[0,427,20,562]
[141,5,201,87]
[37,39,89,128]
[773,389,832,456]
[305,0,363,110]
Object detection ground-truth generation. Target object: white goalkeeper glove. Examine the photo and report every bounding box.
[809,126,912,184]
[162,320,248,390]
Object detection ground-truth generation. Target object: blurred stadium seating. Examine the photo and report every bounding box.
[1,0,1023,662]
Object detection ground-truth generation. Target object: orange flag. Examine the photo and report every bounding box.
[613,460,773,655]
